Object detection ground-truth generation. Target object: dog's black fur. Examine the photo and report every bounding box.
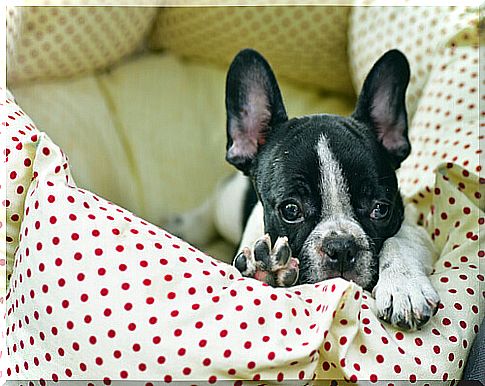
[226,49,411,290]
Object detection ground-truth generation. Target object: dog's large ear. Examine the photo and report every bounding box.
[225,49,288,174]
[352,49,411,168]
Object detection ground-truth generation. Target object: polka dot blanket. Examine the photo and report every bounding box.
[4,90,483,382]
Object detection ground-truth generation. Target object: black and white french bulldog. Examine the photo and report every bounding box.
[168,48,440,330]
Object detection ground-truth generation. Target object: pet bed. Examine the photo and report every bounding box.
[4,3,483,383]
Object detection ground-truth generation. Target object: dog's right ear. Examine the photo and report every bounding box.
[352,49,411,169]
[225,49,288,174]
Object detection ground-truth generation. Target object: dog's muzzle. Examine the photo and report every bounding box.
[298,217,376,289]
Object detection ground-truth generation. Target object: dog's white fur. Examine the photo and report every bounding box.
[317,134,353,217]
[373,204,440,329]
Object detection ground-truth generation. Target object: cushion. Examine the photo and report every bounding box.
[348,5,480,199]
[398,43,481,200]
[349,5,478,119]
[3,89,39,287]
[149,6,354,95]
[7,6,158,85]
[5,94,483,382]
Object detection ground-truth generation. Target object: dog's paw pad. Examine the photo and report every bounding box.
[234,247,256,277]
[374,274,440,330]
[254,234,272,267]
[234,234,299,287]
[275,256,299,287]
[273,236,292,267]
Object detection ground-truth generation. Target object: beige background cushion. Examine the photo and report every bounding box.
[149,6,354,95]
[7,6,158,85]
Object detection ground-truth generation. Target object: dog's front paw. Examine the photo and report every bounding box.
[234,234,299,287]
[373,273,440,331]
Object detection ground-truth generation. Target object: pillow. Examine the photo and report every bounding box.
[3,89,38,285]
[149,6,354,95]
[348,5,480,198]
[398,43,480,200]
[7,6,158,85]
[349,5,478,119]
[5,96,483,382]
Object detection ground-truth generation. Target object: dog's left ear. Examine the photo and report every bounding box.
[352,49,411,168]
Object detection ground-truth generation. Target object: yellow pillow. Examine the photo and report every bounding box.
[149,6,354,95]
[7,6,158,85]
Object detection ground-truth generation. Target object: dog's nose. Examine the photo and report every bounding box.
[322,236,358,270]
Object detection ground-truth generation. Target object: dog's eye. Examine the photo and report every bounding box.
[370,202,390,220]
[279,201,304,224]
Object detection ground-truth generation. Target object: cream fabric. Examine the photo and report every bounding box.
[149,6,354,94]
[348,5,480,198]
[7,6,158,85]
[3,89,39,293]
[349,5,478,119]
[4,106,483,382]
[399,44,480,200]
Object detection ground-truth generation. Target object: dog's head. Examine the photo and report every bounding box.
[225,49,411,290]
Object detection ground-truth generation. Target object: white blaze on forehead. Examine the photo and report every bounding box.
[316,134,353,218]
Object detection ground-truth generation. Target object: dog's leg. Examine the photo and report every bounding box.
[164,194,218,246]
[164,173,250,246]
[233,202,300,287]
[236,201,265,255]
[213,173,252,245]
[373,206,440,330]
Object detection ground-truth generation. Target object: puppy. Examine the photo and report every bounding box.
[168,49,440,330]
